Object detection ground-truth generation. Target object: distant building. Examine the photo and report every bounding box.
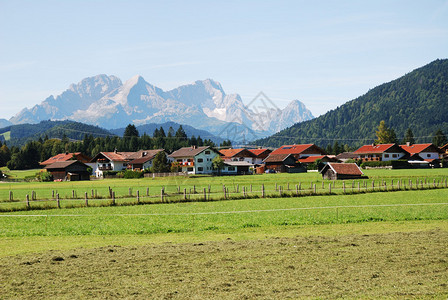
[44,160,91,181]
[353,144,408,161]
[263,153,306,173]
[169,146,219,174]
[247,149,272,165]
[40,152,92,166]
[320,163,366,180]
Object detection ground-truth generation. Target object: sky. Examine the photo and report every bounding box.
[0,0,447,120]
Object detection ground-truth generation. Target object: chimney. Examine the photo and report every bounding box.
[114,148,118,154]
[406,142,410,147]
[142,151,147,157]
[65,152,69,155]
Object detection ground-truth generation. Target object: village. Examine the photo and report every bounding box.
[39,141,448,182]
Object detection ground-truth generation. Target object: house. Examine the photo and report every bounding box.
[219,148,256,174]
[400,143,443,168]
[247,148,272,165]
[43,160,91,181]
[40,152,92,166]
[127,149,167,171]
[353,144,408,162]
[90,149,167,177]
[169,146,219,174]
[441,143,448,161]
[270,144,326,160]
[320,163,366,180]
[263,153,306,173]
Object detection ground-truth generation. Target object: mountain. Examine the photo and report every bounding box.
[255,59,448,148]
[9,75,314,141]
[110,121,226,144]
[0,120,114,147]
[0,119,11,128]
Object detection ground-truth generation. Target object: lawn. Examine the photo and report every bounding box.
[1,169,448,298]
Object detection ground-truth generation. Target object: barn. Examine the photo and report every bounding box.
[320,163,366,180]
[44,161,91,181]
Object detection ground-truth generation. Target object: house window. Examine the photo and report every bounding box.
[197,158,203,163]
[392,154,398,158]
[187,167,194,172]
[198,167,203,171]
[205,150,211,155]
[384,154,389,158]
[228,167,235,171]
[177,159,182,162]
[427,154,431,158]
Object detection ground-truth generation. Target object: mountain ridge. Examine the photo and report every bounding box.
[255,59,448,148]
[9,75,314,141]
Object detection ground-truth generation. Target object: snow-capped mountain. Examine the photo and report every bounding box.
[9,75,314,141]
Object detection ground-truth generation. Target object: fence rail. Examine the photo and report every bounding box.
[1,176,447,212]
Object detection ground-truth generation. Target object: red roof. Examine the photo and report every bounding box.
[327,163,364,176]
[298,155,326,163]
[99,151,135,162]
[353,144,396,154]
[40,152,90,166]
[271,144,324,155]
[400,143,441,155]
[219,149,245,158]
[248,149,271,157]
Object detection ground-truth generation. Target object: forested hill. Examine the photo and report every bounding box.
[255,59,448,148]
[0,120,114,147]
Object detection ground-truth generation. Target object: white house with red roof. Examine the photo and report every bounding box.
[247,148,272,165]
[399,143,442,161]
[353,144,409,162]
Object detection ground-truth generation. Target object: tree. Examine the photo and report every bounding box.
[0,144,11,167]
[151,151,170,173]
[403,128,415,145]
[123,124,139,138]
[220,140,232,148]
[212,155,225,175]
[433,129,447,147]
[375,120,398,144]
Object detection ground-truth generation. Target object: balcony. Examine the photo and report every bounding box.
[98,166,112,171]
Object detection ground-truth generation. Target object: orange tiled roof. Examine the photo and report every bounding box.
[40,152,81,166]
[400,143,441,155]
[353,144,396,154]
[271,144,323,155]
[248,149,270,157]
[219,149,245,158]
[298,155,326,163]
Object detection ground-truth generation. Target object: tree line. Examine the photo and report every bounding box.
[0,124,231,170]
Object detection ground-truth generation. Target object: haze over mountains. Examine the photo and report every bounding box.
[7,75,314,141]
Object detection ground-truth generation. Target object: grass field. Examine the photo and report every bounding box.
[1,169,448,298]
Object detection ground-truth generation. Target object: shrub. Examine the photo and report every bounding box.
[123,170,144,179]
[38,171,53,182]
[360,160,392,169]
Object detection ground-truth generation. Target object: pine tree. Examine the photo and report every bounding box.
[403,128,416,144]
[433,129,447,147]
[123,124,139,137]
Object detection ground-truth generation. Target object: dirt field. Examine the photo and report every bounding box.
[1,229,447,299]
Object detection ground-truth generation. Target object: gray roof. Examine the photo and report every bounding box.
[169,146,214,158]
[224,161,254,167]
[43,160,88,170]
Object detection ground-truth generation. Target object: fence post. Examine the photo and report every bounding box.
[299,182,301,193]
[85,192,88,207]
[56,193,60,209]
[313,184,316,194]
[161,188,164,202]
[250,184,253,192]
[224,188,227,199]
[26,194,30,209]
[193,185,196,194]
[358,182,360,192]
[329,183,332,194]
[184,188,187,200]
[112,192,115,205]
[9,191,13,201]
[261,184,265,198]
[137,190,140,204]
[236,184,239,193]
[295,184,299,196]
[52,190,55,199]
[343,182,345,194]
[433,179,436,188]
[275,183,278,191]
[91,189,94,198]
[146,187,149,196]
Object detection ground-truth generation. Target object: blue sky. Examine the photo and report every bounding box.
[0,0,447,120]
